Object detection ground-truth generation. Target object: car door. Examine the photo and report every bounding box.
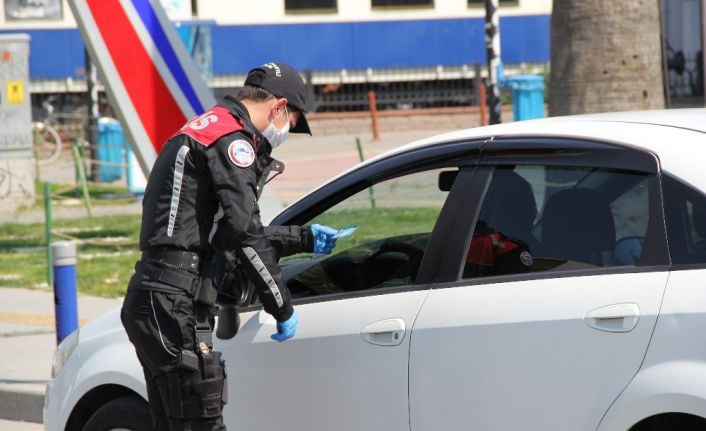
[216,151,479,431]
[409,138,671,431]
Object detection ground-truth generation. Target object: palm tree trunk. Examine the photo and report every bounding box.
[549,0,665,116]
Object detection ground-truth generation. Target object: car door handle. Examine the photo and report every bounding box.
[360,318,406,346]
[584,303,640,333]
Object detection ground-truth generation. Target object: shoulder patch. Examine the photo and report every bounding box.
[173,106,243,146]
[227,140,255,168]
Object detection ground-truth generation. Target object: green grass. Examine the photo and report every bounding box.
[0,206,441,298]
[21,181,138,212]
[310,206,440,251]
[0,214,141,297]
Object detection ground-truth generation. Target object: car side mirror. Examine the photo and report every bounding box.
[438,170,458,192]
[216,304,240,340]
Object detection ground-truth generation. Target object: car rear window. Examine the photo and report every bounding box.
[662,174,706,266]
[463,165,665,279]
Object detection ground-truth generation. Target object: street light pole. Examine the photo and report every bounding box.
[84,49,99,181]
[485,0,502,124]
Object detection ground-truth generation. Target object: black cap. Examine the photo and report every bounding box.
[244,62,311,135]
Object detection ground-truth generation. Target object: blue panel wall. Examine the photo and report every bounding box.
[501,15,550,63]
[3,14,549,80]
[212,15,550,73]
[0,29,85,79]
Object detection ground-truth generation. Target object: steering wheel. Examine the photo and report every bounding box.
[356,241,425,289]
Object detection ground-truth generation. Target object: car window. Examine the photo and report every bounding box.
[280,168,453,298]
[662,174,706,265]
[463,165,657,278]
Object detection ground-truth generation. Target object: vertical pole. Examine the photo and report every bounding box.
[367,91,380,141]
[44,182,53,289]
[85,49,100,182]
[33,125,42,182]
[52,241,79,344]
[473,63,483,107]
[304,69,316,112]
[702,0,706,105]
[72,144,93,218]
[485,0,502,125]
[659,0,671,108]
[355,137,376,209]
[479,83,488,126]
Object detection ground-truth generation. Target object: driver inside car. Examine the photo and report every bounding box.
[464,169,538,278]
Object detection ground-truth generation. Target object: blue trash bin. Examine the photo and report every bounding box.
[125,144,147,195]
[97,118,125,182]
[505,75,545,121]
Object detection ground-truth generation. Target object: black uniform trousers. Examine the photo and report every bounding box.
[121,268,227,431]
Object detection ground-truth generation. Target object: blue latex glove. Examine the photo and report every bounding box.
[271,312,299,342]
[311,224,338,254]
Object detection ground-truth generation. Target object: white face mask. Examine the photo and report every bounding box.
[262,105,290,149]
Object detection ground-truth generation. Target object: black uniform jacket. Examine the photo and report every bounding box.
[139,96,310,322]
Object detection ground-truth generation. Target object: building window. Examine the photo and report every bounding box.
[4,0,63,20]
[285,0,337,13]
[468,0,519,7]
[372,0,434,8]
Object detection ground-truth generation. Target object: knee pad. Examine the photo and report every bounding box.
[156,351,227,420]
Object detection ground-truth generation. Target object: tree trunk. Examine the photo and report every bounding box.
[549,0,665,116]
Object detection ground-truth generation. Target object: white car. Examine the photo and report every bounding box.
[46,109,706,431]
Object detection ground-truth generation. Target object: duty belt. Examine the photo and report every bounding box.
[133,261,200,296]
[141,248,202,274]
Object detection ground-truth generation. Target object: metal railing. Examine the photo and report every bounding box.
[212,76,481,112]
[313,78,479,112]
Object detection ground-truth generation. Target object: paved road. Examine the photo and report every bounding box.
[0,129,444,225]
[0,419,42,430]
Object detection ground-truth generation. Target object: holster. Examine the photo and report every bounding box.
[160,351,227,420]
[159,304,228,420]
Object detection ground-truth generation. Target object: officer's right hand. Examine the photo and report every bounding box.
[271,312,299,342]
[311,224,338,254]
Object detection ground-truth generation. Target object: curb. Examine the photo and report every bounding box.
[0,388,44,424]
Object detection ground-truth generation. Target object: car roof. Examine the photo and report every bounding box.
[553,108,706,132]
[390,108,705,154]
[363,108,706,191]
[281,109,706,216]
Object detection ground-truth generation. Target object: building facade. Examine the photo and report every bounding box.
[0,0,551,93]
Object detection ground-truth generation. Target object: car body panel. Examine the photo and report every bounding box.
[599,269,706,430]
[410,272,669,431]
[218,289,431,431]
[43,309,145,431]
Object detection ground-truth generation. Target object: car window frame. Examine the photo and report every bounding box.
[428,136,670,290]
[272,139,486,226]
[237,139,487,309]
[661,171,706,270]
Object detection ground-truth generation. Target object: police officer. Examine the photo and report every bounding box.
[121,62,339,431]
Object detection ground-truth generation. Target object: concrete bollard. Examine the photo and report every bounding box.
[52,241,79,344]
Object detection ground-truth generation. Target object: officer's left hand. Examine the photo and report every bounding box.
[311,224,338,254]
[271,312,299,342]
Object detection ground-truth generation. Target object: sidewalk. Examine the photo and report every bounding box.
[0,288,123,425]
